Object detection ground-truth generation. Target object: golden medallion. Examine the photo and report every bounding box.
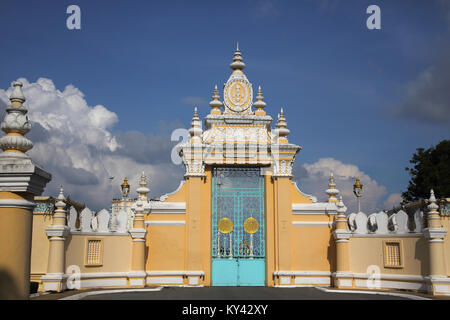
[218,217,233,234]
[244,217,259,234]
[224,79,252,113]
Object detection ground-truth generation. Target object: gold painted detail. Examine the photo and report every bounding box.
[244,217,259,234]
[224,79,252,113]
[218,217,233,234]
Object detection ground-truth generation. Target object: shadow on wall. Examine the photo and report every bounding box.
[327,234,336,272]
[0,269,22,300]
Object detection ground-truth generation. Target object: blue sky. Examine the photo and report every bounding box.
[0,0,449,211]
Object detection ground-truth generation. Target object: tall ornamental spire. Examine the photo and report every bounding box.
[209,85,223,115]
[326,172,339,203]
[136,171,150,202]
[189,107,203,143]
[274,108,290,143]
[230,42,246,71]
[253,86,267,115]
[0,81,33,158]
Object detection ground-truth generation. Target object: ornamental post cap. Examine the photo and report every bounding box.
[353,176,363,189]
[55,185,66,209]
[57,185,65,200]
[121,176,130,190]
[230,43,245,70]
[337,195,347,214]
[428,189,439,211]
[10,81,26,104]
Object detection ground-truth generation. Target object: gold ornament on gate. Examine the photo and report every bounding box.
[244,217,259,234]
[218,217,233,234]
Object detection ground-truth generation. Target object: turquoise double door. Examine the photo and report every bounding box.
[211,167,265,286]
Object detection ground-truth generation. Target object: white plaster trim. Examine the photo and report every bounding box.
[434,285,450,294]
[351,233,423,238]
[70,231,129,236]
[149,201,186,214]
[146,271,205,276]
[127,271,147,278]
[338,279,353,287]
[43,282,59,291]
[41,273,67,281]
[71,272,129,279]
[129,279,145,286]
[295,277,331,285]
[0,198,35,209]
[292,202,337,215]
[60,287,163,300]
[334,272,426,282]
[426,276,450,283]
[0,165,51,195]
[314,286,430,300]
[129,228,146,239]
[147,277,183,284]
[80,279,127,288]
[46,225,69,237]
[355,279,427,291]
[274,271,331,277]
[279,277,291,285]
[424,227,447,239]
[145,220,186,226]
[292,221,334,227]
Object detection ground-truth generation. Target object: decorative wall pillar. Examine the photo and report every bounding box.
[0,81,51,299]
[424,190,449,295]
[332,196,353,288]
[41,187,69,292]
[129,172,149,287]
[272,174,292,285]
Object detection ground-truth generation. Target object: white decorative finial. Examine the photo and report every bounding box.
[209,85,223,115]
[337,195,347,215]
[55,185,66,210]
[253,85,266,115]
[230,43,245,70]
[10,81,26,104]
[326,172,339,203]
[136,171,150,201]
[189,107,202,142]
[0,81,33,157]
[428,189,439,211]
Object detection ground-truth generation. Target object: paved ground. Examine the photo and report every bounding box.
[80,287,418,300]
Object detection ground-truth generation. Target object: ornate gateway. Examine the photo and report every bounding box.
[212,167,265,286]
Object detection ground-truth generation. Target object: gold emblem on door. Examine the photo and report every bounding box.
[218,217,233,234]
[244,217,259,234]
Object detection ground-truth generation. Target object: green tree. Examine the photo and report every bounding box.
[402,140,450,203]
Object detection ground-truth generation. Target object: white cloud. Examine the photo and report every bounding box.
[294,157,396,214]
[0,78,184,210]
[383,193,402,210]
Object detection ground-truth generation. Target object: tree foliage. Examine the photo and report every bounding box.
[402,140,450,203]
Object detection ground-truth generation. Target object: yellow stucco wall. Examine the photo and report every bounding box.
[163,181,186,202]
[65,234,131,273]
[146,220,186,271]
[442,216,450,277]
[291,226,335,271]
[291,183,314,204]
[349,237,429,276]
[30,212,52,279]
